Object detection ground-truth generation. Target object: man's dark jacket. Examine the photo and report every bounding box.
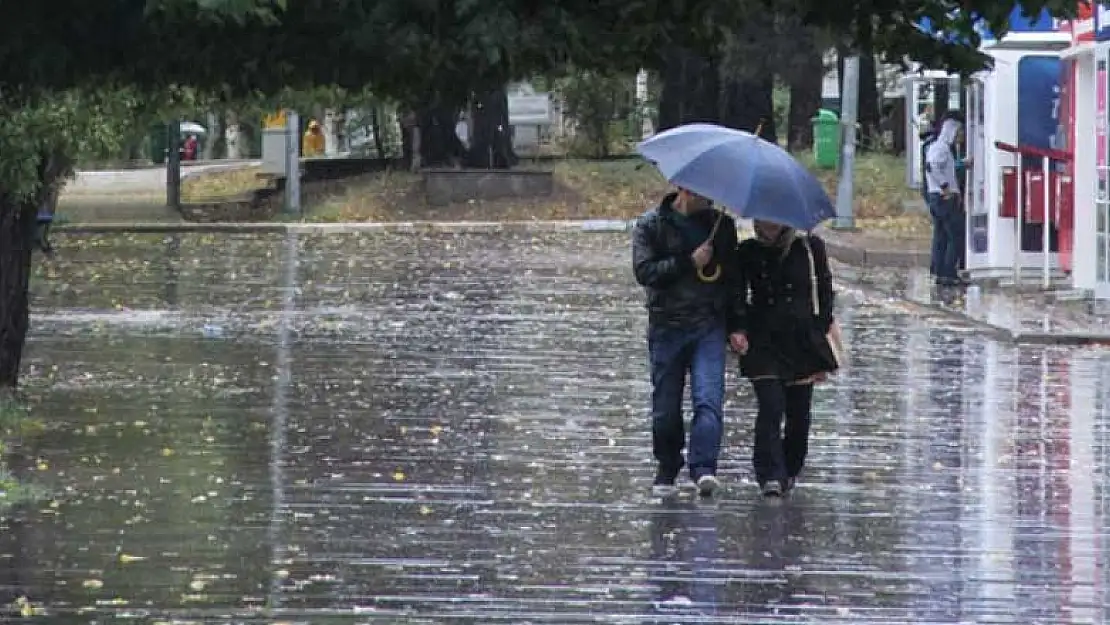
[632,193,746,333]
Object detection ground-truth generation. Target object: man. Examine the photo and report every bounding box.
[925,116,966,286]
[632,187,748,498]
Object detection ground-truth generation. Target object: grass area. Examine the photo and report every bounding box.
[0,398,46,510]
[178,151,924,235]
[181,164,266,202]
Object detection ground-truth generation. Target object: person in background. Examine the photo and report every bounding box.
[302,119,325,157]
[925,116,967,286]
[733,220,838,498]
[632,187,747,498]
[182,134,198,161]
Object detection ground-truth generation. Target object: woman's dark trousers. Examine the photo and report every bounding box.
[751,379,814,485]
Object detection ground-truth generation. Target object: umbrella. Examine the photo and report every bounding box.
[636,123,836,231]
[179,121,207,135]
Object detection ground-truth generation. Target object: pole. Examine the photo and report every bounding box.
[834,55,859,230]
[267,230,296,615]
[1043,158,1052,289]
[284,111,301,215]
[166,120,181,211]
[1014,157,1024,286]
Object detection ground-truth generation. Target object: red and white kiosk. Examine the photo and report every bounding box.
[1061,2,1110,297]
[964,9,1073,286]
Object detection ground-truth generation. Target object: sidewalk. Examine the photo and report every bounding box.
[839,264,1110,344]
[817,226,930,268]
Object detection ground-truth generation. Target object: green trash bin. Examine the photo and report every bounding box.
[149,123,169,165]
[811,109,840,170]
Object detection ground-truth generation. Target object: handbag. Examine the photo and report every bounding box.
[802,236,846,372]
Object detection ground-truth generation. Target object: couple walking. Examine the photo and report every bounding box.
[632,187,838,499]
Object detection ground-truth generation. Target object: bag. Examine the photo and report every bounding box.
[802,236,846,372]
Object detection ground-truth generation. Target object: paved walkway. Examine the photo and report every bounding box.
[58,161,261,223]
[4,232,1110,623]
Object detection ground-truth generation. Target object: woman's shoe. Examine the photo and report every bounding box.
[760,481,782,497]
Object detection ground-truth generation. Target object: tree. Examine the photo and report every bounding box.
[559,70,634,157]
[0,0,282,391]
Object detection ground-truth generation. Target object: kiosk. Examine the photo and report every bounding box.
[963,8,1072,286]
[1063,3,1110,297]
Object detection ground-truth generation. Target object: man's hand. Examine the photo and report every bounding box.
[691,241,713,268]
[728,332,748,355]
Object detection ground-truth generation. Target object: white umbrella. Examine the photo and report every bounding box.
[179,121,207,135]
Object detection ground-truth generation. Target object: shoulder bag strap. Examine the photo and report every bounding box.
[801,236,820,317]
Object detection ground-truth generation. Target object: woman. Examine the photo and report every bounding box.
[734,220,837,497]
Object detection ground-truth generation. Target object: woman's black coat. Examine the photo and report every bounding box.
[734,234,837,381]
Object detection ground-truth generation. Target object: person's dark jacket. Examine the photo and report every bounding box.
[632,193,746,332]
[736,234,836,380]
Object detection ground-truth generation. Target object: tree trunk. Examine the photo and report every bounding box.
[371,107,386,159]
[465,88,517,169]
[400,111,415,168]
[787,42,825,151]
[224,110,241,160]
[416,106,465,168]
[0,198,37,389]
[935,81,950,118]
[857,52,881,151]
[719,72,776,143]
[658,47,720,131]
[203,112,220,160]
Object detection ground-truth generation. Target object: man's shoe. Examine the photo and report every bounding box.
[696,474,720,497]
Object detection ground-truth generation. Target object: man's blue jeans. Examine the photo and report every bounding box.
[927,192,964,281]
[648,322,726,481]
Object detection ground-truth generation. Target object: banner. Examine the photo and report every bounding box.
[1017,56,1063,152]
[1098,59,1107,198]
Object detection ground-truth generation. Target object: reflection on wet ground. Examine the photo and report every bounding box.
[4,232,1110,623]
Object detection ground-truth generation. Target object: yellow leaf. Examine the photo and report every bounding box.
[161,448,174,457]
[118,553,145,564]
[419,505,433,516]
[392,470,406,482]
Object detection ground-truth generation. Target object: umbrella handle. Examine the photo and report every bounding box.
[697,209,727,283]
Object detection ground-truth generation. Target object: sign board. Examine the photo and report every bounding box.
[263,111,287,130]
[920,5,1058,44]
[1059,1,1096,42]
[508,94,552,126]
[1097,2,1110,40]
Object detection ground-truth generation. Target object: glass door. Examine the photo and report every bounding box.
[1096,46,1110,297]
[967,79,990,256]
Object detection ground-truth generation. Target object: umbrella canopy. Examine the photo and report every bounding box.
[179,121,207,135]
[637,123,836,231]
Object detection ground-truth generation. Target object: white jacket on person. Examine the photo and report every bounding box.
[925,119,961,194]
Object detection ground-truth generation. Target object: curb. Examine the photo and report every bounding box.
[54,220,637,235]
[823,238,929,269]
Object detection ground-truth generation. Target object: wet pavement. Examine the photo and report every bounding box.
[4,232,1110,623]
[842,263,1110,341]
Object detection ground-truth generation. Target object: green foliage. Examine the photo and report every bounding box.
[559,70,636,158]
[0,89,139,202]
[0,86,213,203]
